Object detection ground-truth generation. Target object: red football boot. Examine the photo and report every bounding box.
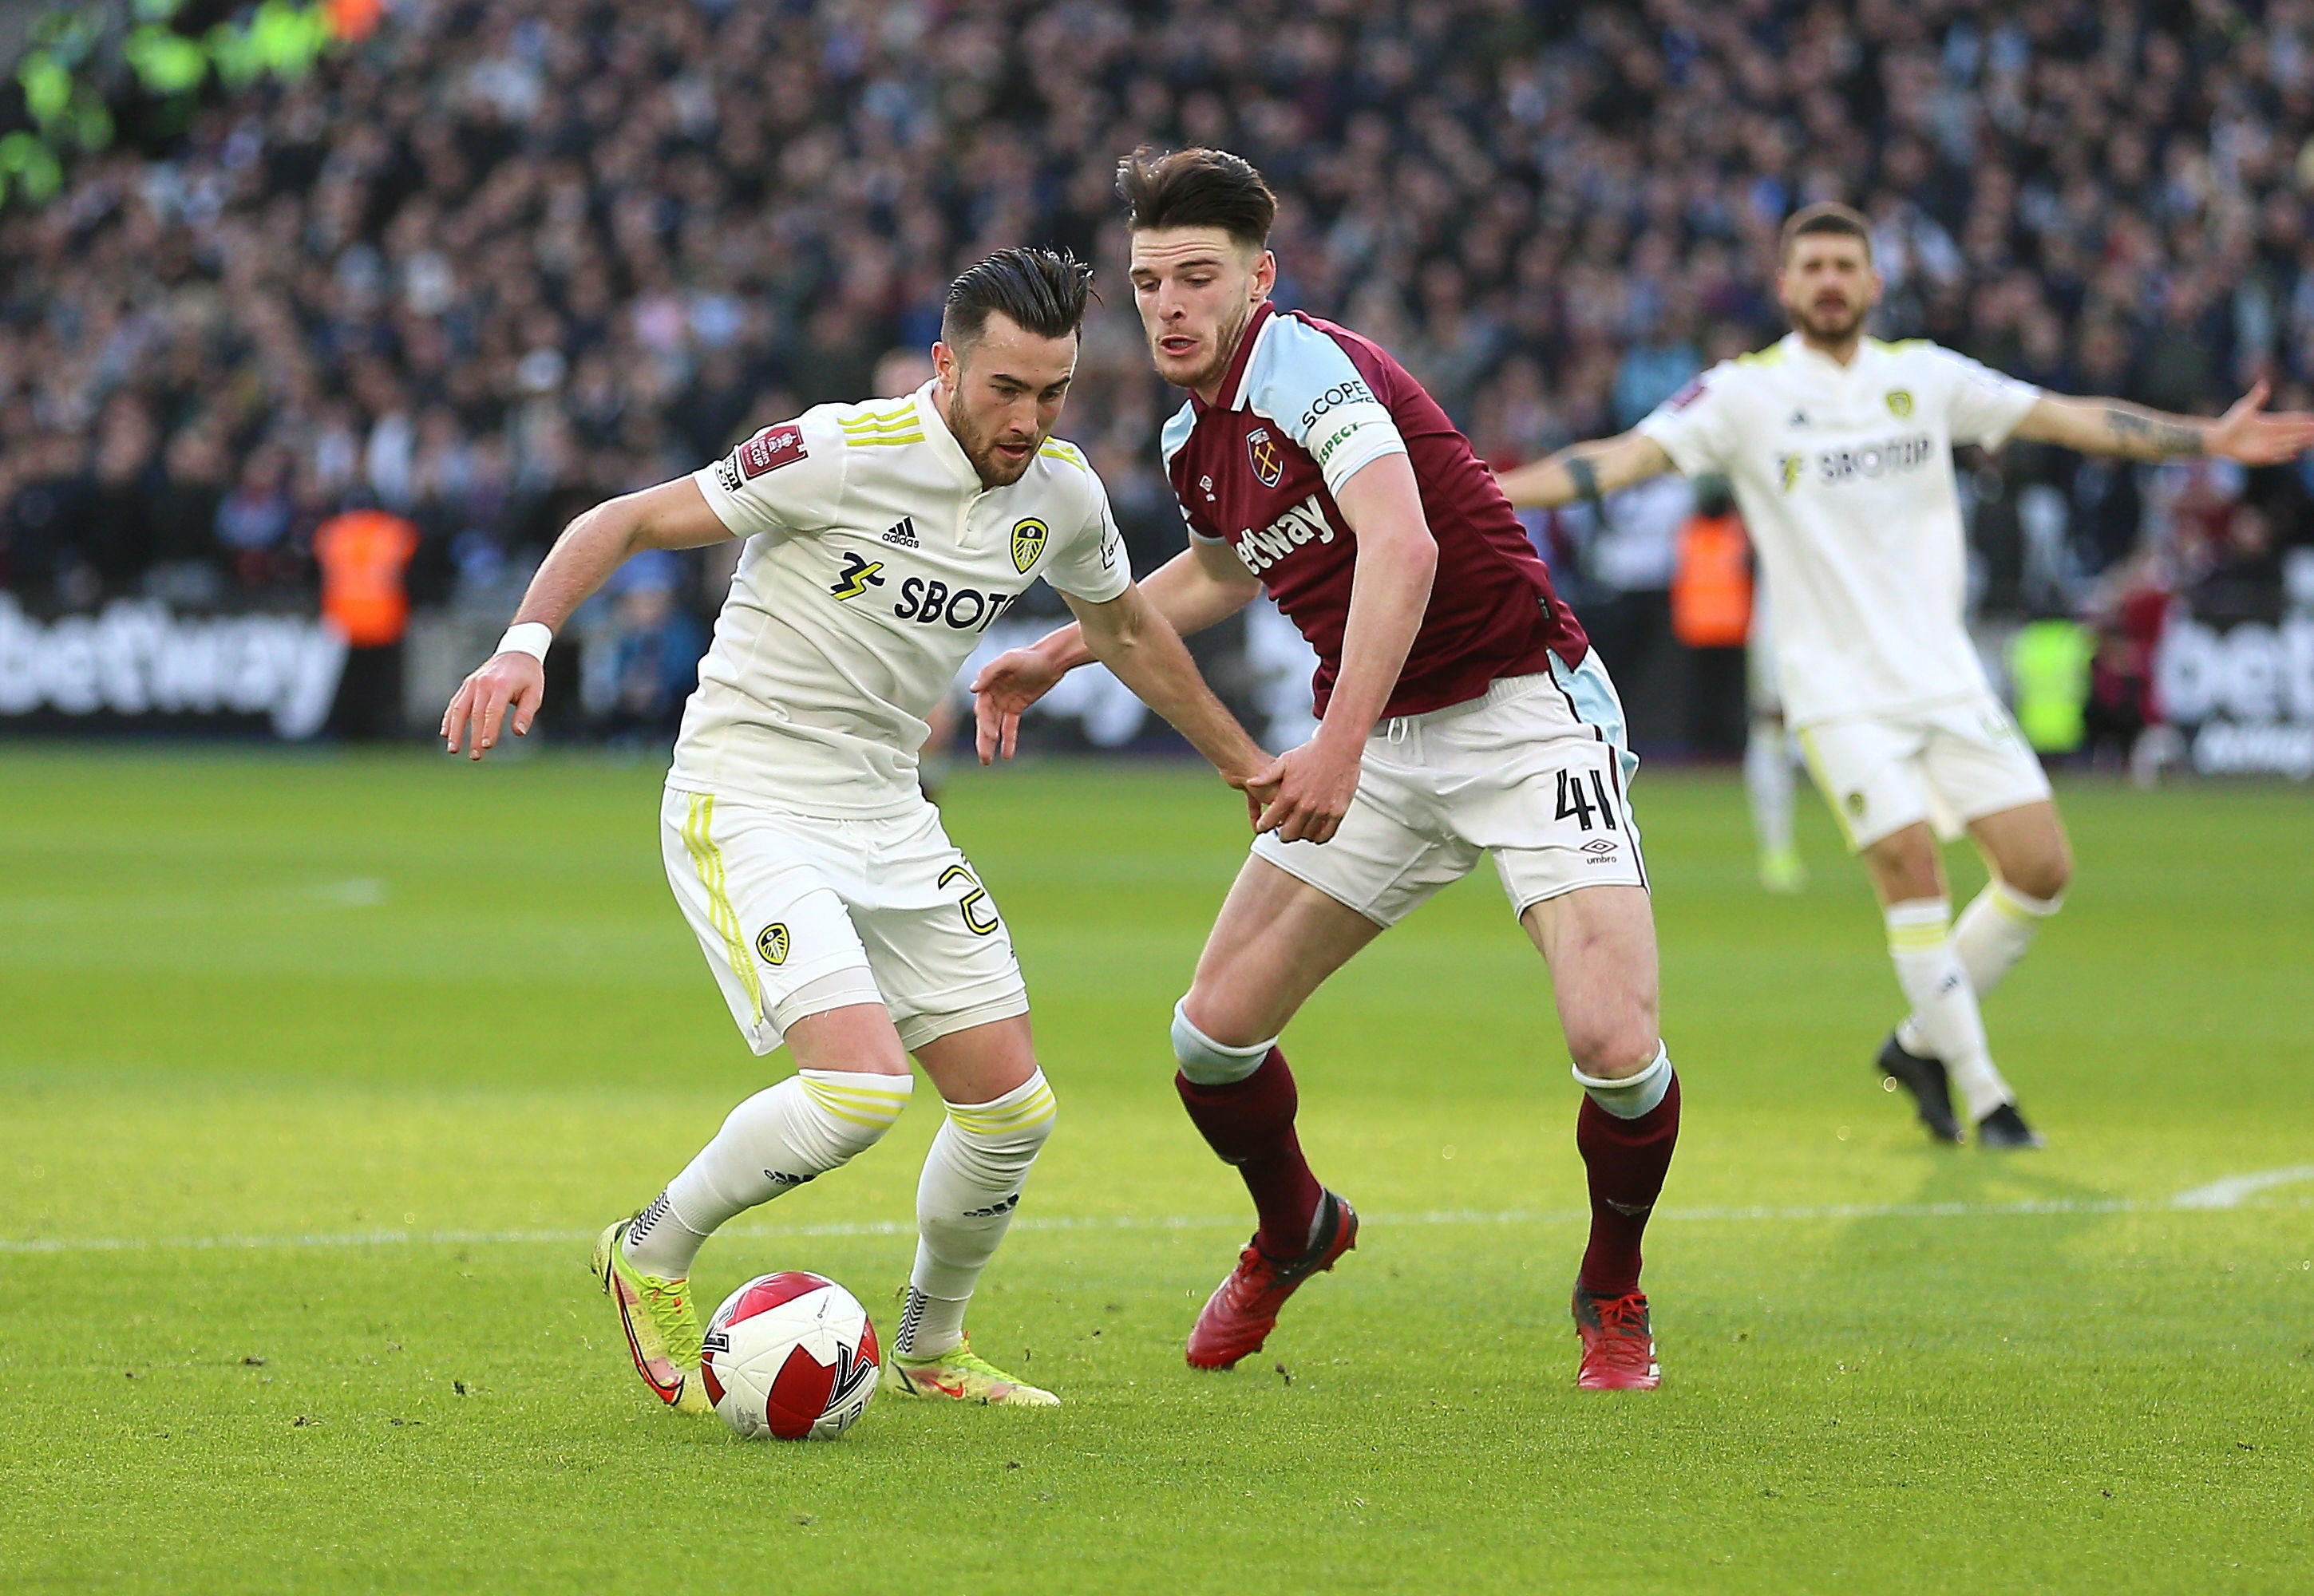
[1185,1191,1358,1370]
[1572,1283,1661,1390]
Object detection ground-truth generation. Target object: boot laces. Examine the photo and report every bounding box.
[1591,1292,1650,1338]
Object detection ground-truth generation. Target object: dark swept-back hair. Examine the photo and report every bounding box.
[1779,200,1873,262]
[1115,145,1276,247]
[941,247,1094,347]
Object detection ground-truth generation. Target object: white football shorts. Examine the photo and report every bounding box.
[660,786,1027,1055]
[1252,655,1648,930]
[1797,691,2053,851]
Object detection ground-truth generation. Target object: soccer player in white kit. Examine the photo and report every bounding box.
[443,250,1271,1412]
[1499,203,2314,1148]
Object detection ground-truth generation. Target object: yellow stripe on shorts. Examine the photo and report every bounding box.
[1794,726,1860,851]
[682,792,764,1028]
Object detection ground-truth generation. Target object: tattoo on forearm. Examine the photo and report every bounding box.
[2105,407,2205,456]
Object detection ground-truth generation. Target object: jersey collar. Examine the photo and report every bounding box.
[1198,300,1277,414]
[1788,330,1873,382]
[914,380,985,492]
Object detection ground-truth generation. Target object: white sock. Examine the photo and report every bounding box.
[1744,718,1795,857]
[623,1069,914,1278]
[1884,899,2012,1122]
[895,1070,1058,1360]
[1897,883,2062,1056]
[1571,1041,1674,1119]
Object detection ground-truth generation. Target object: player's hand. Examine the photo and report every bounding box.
[968,647,1064,764]
[1220,759,1273,828]
[2206,380,2314,464]
[1246,733,1362,844]
[441,652,544,761]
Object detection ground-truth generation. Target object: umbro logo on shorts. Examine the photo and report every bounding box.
[1581,839,1619,855]
[881,517,919,547]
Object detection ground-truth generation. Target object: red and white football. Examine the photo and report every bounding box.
[699,1271,880,1440]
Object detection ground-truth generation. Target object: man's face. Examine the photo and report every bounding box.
[1777,234,1881,342]
[1128,227,1276,393]
[932,314,1078,488]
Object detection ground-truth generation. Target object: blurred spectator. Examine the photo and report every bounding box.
[1670,475,1751,755]
[216,444,296,589]
[313,504,418,740]
[581,548,705,742]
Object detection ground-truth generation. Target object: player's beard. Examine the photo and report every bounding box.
[1790,296,1866,343]
[944,393,1041,488]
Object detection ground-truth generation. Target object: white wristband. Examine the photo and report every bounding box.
[496,622,553,662]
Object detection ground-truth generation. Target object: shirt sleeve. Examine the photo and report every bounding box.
[1240,314,1408,496]
[1037,462,1132,603]
[1932,346,2043,449]
[1636,364,1740,476]
[690,407,848,537]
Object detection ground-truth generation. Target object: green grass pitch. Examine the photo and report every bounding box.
[1,745,2308,1593]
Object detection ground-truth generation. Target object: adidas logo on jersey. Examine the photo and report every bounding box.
[881,518,919,547]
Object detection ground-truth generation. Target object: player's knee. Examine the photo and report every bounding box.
[767,1069,914,1172]
[1564,1015,1660,1082]
[1572,1039,1673,1119]
[1867,842,1942,904]
[2004,844,2071,903]
[942,1071,1058,1168]
[1171,998,1276,1084]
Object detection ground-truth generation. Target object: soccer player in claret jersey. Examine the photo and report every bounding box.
[973,150,1681,1391]
[442,249,1272,1415]
[1498,203,2314,1149]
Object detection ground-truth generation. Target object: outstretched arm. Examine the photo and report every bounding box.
[971,538,1259,761]
[441,477,731,759]
[1494,430,1677,509]
[2011,380,2314,464]
[1062,581,1269,790]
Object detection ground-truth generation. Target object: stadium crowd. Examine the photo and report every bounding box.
[3,0,2311,731]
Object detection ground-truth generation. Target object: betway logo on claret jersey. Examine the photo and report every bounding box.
[1231,492,1339,575]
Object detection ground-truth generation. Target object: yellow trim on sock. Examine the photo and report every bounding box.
[683,793,763,1027]
[947,1082,1058,1136]
[799,1074,912,1128]
[1988,883,2055,926]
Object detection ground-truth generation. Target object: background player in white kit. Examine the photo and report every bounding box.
[1500,203,2314,1148]
[442,249,1271,1412]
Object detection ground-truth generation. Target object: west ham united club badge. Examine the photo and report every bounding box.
[1247,426,1284,488]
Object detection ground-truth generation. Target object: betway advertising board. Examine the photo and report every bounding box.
[0,597,347,739]
[2155,609,2314,779]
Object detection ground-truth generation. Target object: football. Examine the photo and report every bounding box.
[700,1271,881,1440]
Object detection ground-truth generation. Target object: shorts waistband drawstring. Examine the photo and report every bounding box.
[1385,717,1411,745]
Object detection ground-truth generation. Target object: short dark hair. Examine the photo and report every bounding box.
[1780,201,1873,262]
[1115,145,1276,248]
[941,247,1094,347]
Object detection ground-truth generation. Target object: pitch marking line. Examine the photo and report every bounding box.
[4,1173,2311,1257]
[2169,1165,2314,1209]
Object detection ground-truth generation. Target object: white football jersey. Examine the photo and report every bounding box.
[1638,334,2040,725]
[671,381,1129,814]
